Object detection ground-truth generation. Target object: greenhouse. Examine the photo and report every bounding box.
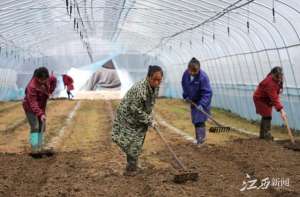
[0,0,299,196]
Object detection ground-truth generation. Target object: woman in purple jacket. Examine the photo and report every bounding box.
[181,57,213,145]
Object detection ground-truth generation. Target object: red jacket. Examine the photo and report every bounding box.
[23,76,57,118]
[62,74,74,91]
[253,74,283,117]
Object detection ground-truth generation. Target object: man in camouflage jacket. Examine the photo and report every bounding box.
[112,65,163,176]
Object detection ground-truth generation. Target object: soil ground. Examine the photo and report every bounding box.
[0,99,299,197]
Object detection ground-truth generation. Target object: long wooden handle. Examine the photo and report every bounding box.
[284,117,295,144]
[41,120,46,133]
[153,126,187,170]
[189,101,223,127]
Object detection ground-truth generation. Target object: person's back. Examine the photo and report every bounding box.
[253,74,282,105]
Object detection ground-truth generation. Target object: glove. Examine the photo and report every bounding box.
[184,97,192,103]
[40,115,46,122]
[196,104,204,111]
[151,120,159,129]
[280,109,287,121]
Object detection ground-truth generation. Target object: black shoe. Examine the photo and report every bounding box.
[123,163,138,176]
[259,131,273,140]
[264,132,274,141]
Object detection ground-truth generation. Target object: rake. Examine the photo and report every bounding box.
[153,125,199,184]
[282,116,300,151]
[188,100,231,133]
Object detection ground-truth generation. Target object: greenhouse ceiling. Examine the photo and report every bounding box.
[0,0,300,65]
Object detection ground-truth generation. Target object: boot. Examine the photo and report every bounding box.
[123,155,139,176]
[30,131,40,153]
[195,127,206,144]
[259,117,273,141]
[38,132,43,150]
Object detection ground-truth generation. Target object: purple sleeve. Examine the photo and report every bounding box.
[197,73,212,108]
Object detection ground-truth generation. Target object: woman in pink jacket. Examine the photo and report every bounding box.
[23,67,57,153]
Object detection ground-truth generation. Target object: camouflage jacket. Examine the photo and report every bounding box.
[113,78,159,132]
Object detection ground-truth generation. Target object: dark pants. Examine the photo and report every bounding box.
[67,91,73,99]
[260,116,272,139]
[25,112,45,133]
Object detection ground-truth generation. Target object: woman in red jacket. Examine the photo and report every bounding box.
[253,67,287,140]
[23,67,57,153]
[62,74,74,99]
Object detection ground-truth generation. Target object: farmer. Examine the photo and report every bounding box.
[62,74,74,99]
[23,67,57,153]
[112,65,163,176]
[253,66,287,140]
[181,57,213,145]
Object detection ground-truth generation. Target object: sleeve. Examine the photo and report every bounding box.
[181,71,189,99]
[197,74,213,108]
[128,89,152,125]
[266,84,283,111]
[27,87,45,117]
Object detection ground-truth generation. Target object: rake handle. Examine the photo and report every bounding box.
[153,126,187,171]
[283,117,296,144]
[189,101,224,127]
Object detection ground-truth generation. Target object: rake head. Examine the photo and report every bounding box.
[173,170,199,184]
[283,142,300,151]
[209,126,231,133]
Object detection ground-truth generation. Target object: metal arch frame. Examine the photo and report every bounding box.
[143,0,280,65]
[205,42,237,110]
[159,32,238,109]
[162,0,293,96]
[253,1,300,42]
[252,1,300,100]
[0,0,77,42]
[199,38,237,110]
[139,0,278,74]
[135,0,268,83]
[186,0,280,74]
[159,0,300,126]
[0,0,71,56]
[159,27,262,116]
[276,0,300,14]
[221,0,300,127]
[191,40,232,109]
[200,0,299,89]
[112,0,136,42]
[151,0,254,45]
[205,34,246,115]
[0,0,66,34]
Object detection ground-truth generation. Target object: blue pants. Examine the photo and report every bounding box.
[194,122,206,144]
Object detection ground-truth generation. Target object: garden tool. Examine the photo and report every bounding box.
[153,125,199,184]
[282,116,300,151]
[188,100,230,133]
